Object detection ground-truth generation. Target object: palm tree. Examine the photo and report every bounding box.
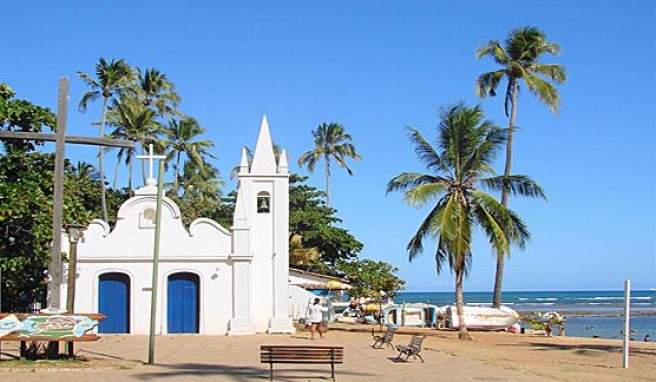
[132,68,181,117]
[476,26,565,308]
[387,104,545,339]
[161,117,215,192]
[105,98,161,192]
[176,159,223,201]
[297,123,360,206]
[69,161,99,182]
[78,58,134,221]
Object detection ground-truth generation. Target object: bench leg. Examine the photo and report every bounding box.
[269,363,273,381]
[20,341,26,360]
[417,353,425,363]
[331,361,335,381]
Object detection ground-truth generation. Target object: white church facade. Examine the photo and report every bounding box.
[60,116,295,336]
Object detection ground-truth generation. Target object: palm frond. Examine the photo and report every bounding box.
[480,175,547,200]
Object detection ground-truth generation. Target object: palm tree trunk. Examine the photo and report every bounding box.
[492,80,519,308]
[112,156,120,190]
[128,157,133,197]
[174,151,181,193]
[325,157,331,206]
[455,268,472,340]
[99,98,108,222]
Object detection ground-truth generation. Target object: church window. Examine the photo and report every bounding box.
[257,192,271,213]
[139,207,157,228]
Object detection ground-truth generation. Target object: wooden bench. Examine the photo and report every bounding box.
[372,326,396,349]
[395,335,425,363]
[260,345,344,381]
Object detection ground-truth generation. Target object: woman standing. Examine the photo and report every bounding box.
[307,298,325,340]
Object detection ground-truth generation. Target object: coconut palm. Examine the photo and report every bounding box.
[78,58,134,221]
[69,161,99,182]
[161,116,215,192]
[132,68,181,117]
[297,123,360,206]
[476,26,565,308]
[176,159,223,201]
[105,98,162,192]
[387,104,545,339]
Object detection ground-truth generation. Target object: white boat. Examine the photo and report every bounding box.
[444,305,519,330]
[383,303,438,328]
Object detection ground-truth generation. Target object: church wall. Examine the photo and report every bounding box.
[65,260,233,335]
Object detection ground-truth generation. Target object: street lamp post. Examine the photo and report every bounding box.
[65,224,86,357]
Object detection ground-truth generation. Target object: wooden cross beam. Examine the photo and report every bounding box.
[0,77,135,311]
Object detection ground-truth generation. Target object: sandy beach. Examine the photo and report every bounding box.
[1,325,654,381]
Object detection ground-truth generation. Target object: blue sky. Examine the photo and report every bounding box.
[2,1,654,292]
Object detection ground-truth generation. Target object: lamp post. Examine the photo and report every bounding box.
[65,224,86,357]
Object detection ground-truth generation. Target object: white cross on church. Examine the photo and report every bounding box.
[137,144,167,183]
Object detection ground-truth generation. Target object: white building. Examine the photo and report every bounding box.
[60,116,294,336]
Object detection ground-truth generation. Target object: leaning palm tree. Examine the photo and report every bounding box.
[297,123,360,206]
[476,26,565,308]
[161,116,215,192]
[387,104,545,340]
[78,58,134,221]
[105,97,161,192]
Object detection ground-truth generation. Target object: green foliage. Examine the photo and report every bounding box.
[168,190,234,229]
[335,259,405,299]
[0,151,128,311]
[289,175,363,267]
[0,83,57,152]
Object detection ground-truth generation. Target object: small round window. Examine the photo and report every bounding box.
[257,191,271,213]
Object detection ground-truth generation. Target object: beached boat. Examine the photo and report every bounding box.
[443,305,519,330]
[383,303,438,328]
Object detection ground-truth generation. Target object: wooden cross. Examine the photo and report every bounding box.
[0,77,135,311]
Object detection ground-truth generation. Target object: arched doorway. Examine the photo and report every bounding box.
[167,272,200,333]
[98,273,130,333]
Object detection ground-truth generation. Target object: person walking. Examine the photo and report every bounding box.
[307,298,325,340]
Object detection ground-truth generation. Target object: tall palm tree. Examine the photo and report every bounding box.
[105,98,161,192]
[132,68,181,117]
[387,104,545,339]
[161,116,215,192]
[78,58,134,221]
[476,26,565,308]
[297,123,360,206]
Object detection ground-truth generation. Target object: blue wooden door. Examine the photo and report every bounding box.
[167,273,199,333]
[98,273,130,333]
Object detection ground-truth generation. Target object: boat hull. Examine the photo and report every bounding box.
[445,306,519,330]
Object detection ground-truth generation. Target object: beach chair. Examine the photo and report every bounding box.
[395,335,425,363]
[372,327,396,349]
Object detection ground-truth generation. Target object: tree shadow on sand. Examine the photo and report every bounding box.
[502,342,656,357]
[131,362,374,382]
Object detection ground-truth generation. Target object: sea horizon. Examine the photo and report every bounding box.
[394,290,655,340]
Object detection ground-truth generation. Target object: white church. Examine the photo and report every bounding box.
[60,116,296,336]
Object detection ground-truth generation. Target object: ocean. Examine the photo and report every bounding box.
[395,290,656,340]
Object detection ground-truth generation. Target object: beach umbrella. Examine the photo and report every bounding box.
[363,304,379,312]
[326,281,343,289]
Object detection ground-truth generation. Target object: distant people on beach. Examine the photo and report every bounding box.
[558,325,565,336]
[644,334,651,342]
[545,324,553,337]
